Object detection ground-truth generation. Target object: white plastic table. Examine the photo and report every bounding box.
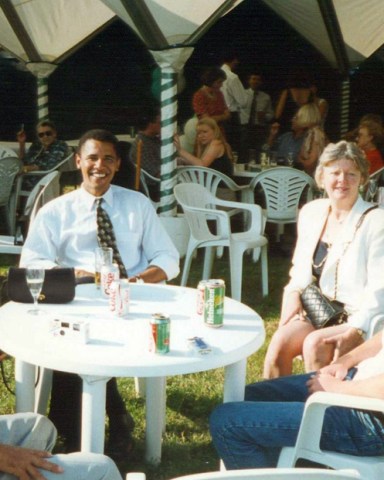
[0,283,265,464]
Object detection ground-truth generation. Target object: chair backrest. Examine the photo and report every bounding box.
[249,167,315,221]
[56,149,76,172]
[0,156,22,206]
[174,183,221,242]
[24,171,60,223]
[364,166,384,202]
[176,166,241,197]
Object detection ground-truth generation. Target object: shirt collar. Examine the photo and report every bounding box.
[79,184,114,210]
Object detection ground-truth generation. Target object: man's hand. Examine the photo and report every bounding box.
[75,269,94,279]
[324,327,364,362]
[318,362,348,380]
[0,444,63,479]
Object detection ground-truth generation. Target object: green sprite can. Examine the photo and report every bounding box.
[150,313,170,354]
[204,279,225,328]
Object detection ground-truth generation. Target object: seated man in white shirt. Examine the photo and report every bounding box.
[20,129,180,459]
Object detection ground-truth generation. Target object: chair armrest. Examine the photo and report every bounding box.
[293,391,384,458]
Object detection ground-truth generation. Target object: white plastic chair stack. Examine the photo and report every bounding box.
[0,156,22,235]
[174,183,268,301]
[248,167,315,242]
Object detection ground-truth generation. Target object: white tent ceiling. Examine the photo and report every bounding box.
[260,0,384,74]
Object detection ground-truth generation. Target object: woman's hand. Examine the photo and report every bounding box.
[324,327,364,362]
[279,291,305,327]
[318,361,349,380]
[17,129,27,144]
[173,134,181,153]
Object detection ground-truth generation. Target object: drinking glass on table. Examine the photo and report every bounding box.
[26,268,45,315]
[95,247,113,288]
[286,152,294,167]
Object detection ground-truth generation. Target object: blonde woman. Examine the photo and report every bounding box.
[268,103,326,175]
[263,141,384,379]
[174,117,233,177]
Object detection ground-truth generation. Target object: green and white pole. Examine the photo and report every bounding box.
[26,62,57,122]
[151,48,194,216]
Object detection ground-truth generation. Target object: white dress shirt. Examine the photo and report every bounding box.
[220,63,248,113]
[20,185,180,280]
[239,88,274,125]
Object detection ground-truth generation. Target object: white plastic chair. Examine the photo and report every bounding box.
[248,167,315,241]
[174,183,268,301]
[0,156,22,235]
[278,391,384,479]
[16,149,75,206]
[363,166,384,202]
[126,468,361,480]
[0,171,60,255]
[140,167,160,209]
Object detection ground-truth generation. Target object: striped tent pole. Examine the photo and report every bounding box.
[37,75,49,121]
[339,77,350,137]
[26,62,57,122]
[158,66,178,216]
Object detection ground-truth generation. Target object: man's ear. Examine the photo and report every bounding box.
[75,154,81,169]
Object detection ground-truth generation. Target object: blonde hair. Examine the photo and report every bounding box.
[314,140,369,187]
[295,103,321,129]
[358,119,384,147]
[195,117,230,158]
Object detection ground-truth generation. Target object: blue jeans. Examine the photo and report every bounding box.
[209,373,384,469]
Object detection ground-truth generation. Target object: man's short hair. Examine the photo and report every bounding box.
[78,129,119,155]
[36,120,57,132]
[136,106,161,131]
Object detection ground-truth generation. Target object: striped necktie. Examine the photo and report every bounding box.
[96,198,128,278]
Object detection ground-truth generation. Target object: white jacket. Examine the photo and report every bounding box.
[285,197,384,332]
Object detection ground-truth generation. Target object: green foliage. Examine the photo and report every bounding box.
[0,250,296,479]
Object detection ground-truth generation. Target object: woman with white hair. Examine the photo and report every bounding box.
[263,140,384,378]
[268,102,326,175]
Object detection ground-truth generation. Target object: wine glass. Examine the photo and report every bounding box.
[26,268,45,315]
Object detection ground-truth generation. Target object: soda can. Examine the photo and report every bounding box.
[149,313,170,354]
[101,263,119,298]
[109,280,121,315]
[196,280,209,316]
[204,279,225,328]
[119,279,130,317]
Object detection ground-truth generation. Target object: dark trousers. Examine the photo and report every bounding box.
[48,371,132,450]
[239,124,268,163]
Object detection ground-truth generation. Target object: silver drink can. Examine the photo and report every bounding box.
[101,263,119,298]
[196,280,209,316]
[109,280,121,315]
[118,279,130,317]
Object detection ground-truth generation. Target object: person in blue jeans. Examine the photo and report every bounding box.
[210,330,384,469]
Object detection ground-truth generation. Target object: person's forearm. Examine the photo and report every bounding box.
[177,148,202,166]
[129,266,167,283]
[337,374,384,400]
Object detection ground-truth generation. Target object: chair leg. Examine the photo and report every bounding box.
[229,246,244,302]
[181,246,194,286]
[276,223,284,242]
[202,246,215,279]
[261,244,269,297]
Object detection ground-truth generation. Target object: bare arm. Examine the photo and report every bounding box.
[128,265,167,283]
[274,89,288,120]
[174,135,224,168]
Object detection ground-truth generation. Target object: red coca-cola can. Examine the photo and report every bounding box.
[101,263,119,298]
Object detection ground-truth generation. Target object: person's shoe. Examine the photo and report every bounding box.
[107,412,135,461]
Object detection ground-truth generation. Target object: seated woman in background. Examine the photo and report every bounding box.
[268,103,326,174]
[263,141,384,379]
[356,118,384,174]
[174,117,233,177]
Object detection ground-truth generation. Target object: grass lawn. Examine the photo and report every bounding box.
[0,245,300,480]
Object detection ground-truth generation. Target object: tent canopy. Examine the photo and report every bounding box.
[260,0,384,75]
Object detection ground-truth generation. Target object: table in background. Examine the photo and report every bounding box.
[0,283,265,464]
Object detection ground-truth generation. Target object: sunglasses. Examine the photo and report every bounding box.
[38,131,53,138]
